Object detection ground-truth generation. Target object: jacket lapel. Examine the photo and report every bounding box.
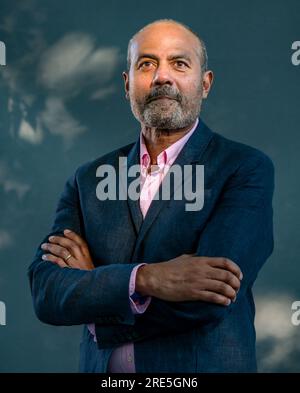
[125,119,214,253]
[122,139,143,235]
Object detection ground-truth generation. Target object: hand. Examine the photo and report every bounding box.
[136,254,243,306]
[41,229,94,270]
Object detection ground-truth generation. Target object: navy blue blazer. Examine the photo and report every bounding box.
[28,119,274,372]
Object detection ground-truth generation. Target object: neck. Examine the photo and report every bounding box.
[141,120,197,165]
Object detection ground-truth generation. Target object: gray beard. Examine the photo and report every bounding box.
[131,98,202,130]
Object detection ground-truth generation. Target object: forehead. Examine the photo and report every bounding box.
[130,23,200,61]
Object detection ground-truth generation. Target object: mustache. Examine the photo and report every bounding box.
[145,86,182,104]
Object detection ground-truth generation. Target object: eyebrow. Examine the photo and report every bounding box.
[135,53,192,65]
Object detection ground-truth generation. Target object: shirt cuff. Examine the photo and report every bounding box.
[129,263,152,314]
[87,323,97,342]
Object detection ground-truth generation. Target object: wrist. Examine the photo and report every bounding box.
[135,264,157,297]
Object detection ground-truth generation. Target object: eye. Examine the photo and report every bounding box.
[138,61,154,70]
[174,60,189,69]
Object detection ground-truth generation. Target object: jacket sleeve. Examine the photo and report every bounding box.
[128,153,275,340]
[28,169,141,327]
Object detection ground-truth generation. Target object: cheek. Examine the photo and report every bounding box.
[130,77,152,100]
[180,78,202,98]
[131,70,154,88]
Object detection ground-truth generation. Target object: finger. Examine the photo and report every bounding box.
[42,253,68,268]
[198,290,232,306]
[209,258,243,280]
[207,267,241,291]
[41,243,72,261]
[48,235,82,259]
[203,279,237,300]
[63,229,86,247]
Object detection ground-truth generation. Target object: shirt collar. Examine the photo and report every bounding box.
[139,118,199,173]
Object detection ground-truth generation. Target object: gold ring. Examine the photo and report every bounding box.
[64,253,72,262]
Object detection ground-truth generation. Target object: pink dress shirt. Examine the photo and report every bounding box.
[89,118,199,372]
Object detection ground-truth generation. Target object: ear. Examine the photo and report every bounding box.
[202,70,214,99]
[122,71,130,100]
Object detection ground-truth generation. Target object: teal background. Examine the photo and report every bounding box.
[0,0,299,372]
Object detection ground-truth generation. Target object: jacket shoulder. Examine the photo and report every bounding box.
[73,141,135,180]
[209,129,274,171]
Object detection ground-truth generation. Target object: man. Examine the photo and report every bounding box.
[28,19,274,373]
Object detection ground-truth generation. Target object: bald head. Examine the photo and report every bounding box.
[127,19,208,73]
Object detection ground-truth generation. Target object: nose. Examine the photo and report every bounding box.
[151,64,173,87]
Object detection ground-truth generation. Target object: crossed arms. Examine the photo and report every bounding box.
[28,153,274,339]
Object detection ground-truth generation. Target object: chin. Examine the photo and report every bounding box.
[145,118,178,129]
[143,111,184,129]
